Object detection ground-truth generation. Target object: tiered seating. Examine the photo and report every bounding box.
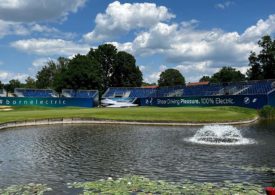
[102,80,275,99]
[62,89,98,98]
[14,88,58,98]
[0,89,6,97]
[103,88,156,98]
[76,90,98,98]
[239,80,274,95]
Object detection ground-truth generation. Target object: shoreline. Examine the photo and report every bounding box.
[0,117,259,130]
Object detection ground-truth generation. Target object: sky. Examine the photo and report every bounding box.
[0,0,275,84]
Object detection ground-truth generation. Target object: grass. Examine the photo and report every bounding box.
[0,106,258,124]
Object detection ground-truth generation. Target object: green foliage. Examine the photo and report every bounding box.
[210,66,245,83]
[158,68,185,87]
[35,44,143,92]
[24,76,36,88]
[0,183,52,194]
[5,79,22,92]
[199,76,211,82]
[259,105,275,119]
[88,44,143,90]
[68,175,264,195]
[247,35,275,80]
[0,80,4,88]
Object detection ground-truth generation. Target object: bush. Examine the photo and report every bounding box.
[259,105,275,119]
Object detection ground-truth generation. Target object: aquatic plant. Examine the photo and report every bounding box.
[0,183,52,195]
[68,175,264,195]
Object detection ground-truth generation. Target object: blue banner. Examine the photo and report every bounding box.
[268,90,275,106]
[0,97,93,108]
[140,95,268,109]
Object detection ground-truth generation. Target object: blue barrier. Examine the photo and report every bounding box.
[0,97,93,108]
[139,95,268,109]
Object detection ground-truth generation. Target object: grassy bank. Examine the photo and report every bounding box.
[0,106,257,124]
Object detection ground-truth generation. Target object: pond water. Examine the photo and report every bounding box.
[0,121,274,194]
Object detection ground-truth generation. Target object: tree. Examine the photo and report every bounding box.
[199,76,211,82]
[5,79,22,93]
[36,57,69,91]
[247,35,275,80]
[210,66,245,83]
[112,51,142,87]
[88,44,143,90]
[246,52,263,80]
[61,54,102,90]
[88,44,117,90]
[36,60,58,89]
[24,77,36,88]
[158,69,185,87]
[0,80,4,89]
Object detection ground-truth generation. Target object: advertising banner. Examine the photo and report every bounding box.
[0,97,93,108]
[140,95,268,109]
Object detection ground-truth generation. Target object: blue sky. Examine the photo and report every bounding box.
[0,0,275,84]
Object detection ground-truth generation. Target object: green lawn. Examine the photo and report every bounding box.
[0,106,258,124]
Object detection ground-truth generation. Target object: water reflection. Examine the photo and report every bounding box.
[0,122,274,193]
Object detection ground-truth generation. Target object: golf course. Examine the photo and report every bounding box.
[0,106,258,124]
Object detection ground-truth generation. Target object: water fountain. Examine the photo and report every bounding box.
[187,125,255,145]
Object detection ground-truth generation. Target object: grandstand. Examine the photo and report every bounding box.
[14,88,58,98]
[0,89,6,97]
[62,89,99,106]
[103,80,275,99]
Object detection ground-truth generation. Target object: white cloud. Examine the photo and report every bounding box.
[0,71,29,83]
[0,0,86,22]
[0,20,74,39]
[11,38,90,56]
[215,1,234,10]
[241,14,275,42]
[112,14,275,82]
[84,1,175,42]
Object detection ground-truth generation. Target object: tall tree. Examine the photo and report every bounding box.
[36,57,69,91]
[199,76,211,82]
[247,35,275,80]
[88,44,117,90]
[5,79,22,93]
[211,66,245,83]
[0,80,4,89]
[112,51,142,87]
[61,54,102,90]
[158,69,185,87]
[87,44,143,89]
[24,77,36,88]
[246,52,263,80]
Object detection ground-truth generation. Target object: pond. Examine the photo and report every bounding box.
[0,121,274,194]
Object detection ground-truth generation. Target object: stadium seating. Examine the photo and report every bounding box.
[103,80,275,99]
[62,89,98,98]
[103,87,156,98]
[0,89,6,97]
[14,88,58,98]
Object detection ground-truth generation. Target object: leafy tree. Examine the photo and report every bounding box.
[88,44,117,90]
[5,79,22,93]
[246,52,263,80]
[24,77,36,88]
[112,51,142,87]
[199,76,211,82]
[88,44,143,90]
[61,54,102,90]
[36,60,58,89]
[0,80,4,89]
[36,57,69,91]
[210,66,245,83]
[247,35,275,80]
[158,69,185,87]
